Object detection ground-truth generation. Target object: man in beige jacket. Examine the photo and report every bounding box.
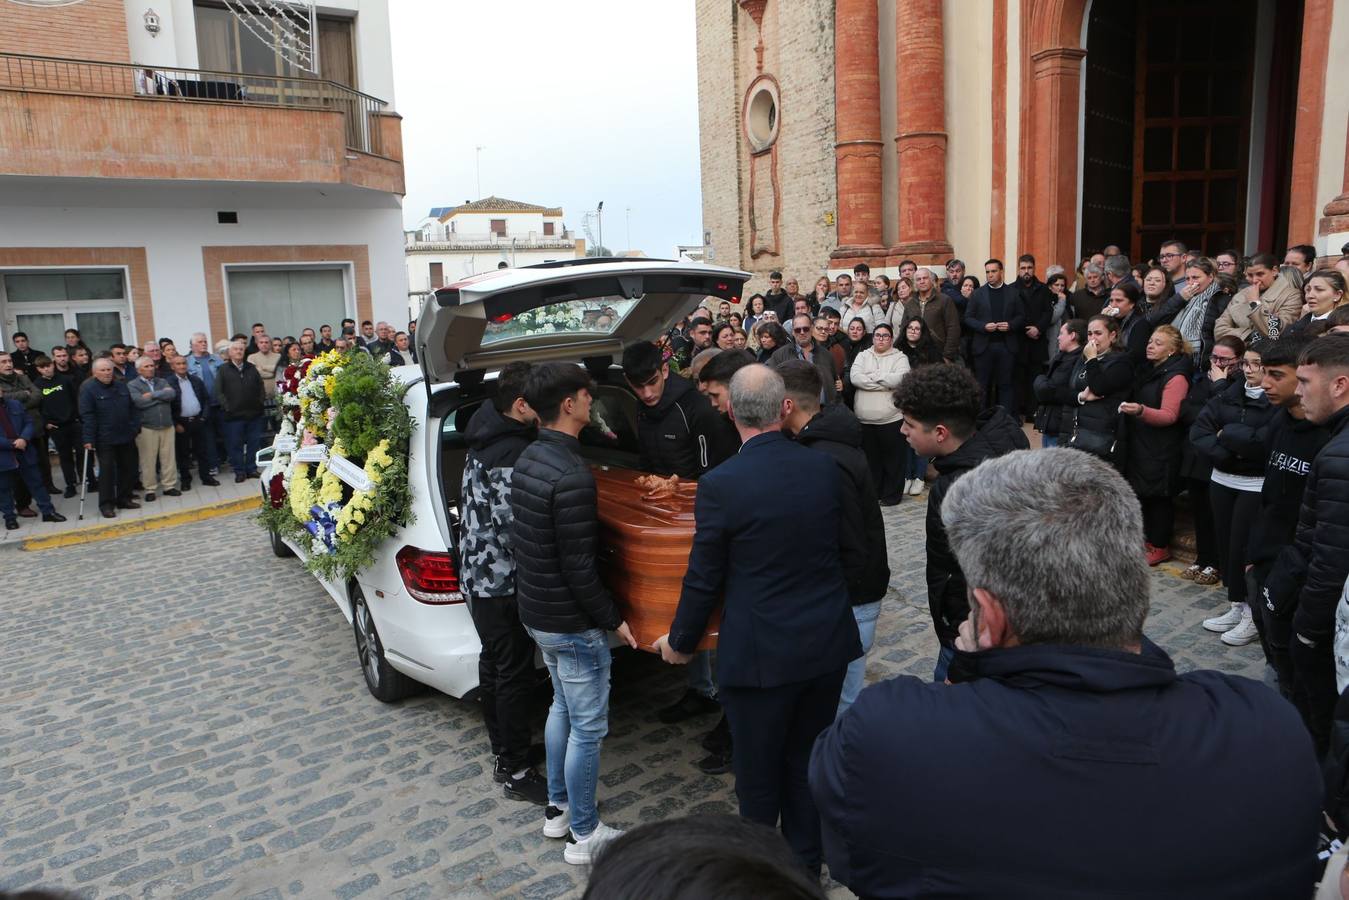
[1214,253,1303,342]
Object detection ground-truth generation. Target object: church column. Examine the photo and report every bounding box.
[831,0,886,265]
[890,0,952,264]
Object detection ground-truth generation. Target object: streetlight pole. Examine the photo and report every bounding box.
[475,146,485,199]
[597,201,604,256]
[626,207,631,251]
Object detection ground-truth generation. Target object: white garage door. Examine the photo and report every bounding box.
[227,268,347,341]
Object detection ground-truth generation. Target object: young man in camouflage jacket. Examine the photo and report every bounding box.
[458,362,546,804]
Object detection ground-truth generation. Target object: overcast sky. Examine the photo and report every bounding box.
[389,0,704,258]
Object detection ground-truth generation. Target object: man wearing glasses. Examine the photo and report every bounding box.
[770,314,839,405]
[1158,240,1189,295]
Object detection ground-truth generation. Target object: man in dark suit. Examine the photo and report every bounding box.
[654,363,861,875]
[964,258,1026,417]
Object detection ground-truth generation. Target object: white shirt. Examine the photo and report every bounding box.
[176,374,202,418]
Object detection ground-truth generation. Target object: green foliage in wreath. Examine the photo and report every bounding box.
[257,349,416,582]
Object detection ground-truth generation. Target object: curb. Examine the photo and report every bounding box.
[19,496,260,551]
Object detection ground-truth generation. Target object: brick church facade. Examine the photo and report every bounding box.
[696,0,1349,286]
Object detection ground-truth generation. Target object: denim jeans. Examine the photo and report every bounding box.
[904,445,928,480]
[222,416,263,476]
[837,601,882,716]
[1040,434,1059,448]
[526,626,611,837]
[933,644,956,682]
[687,650,715,698]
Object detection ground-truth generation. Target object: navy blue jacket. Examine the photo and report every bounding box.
[0,398,37,472]
[79,377,140,447]
[168,371,210,423]
[810,639,1322,899]
[963,283,1026,355]
[668,431,861,687]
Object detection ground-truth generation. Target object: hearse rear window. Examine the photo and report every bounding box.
[481,297,640,345]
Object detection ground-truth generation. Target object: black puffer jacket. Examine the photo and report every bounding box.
[924,408,1029,645]
[1189,377,1276,477]
[1292,406,1349,640]
[1123,353,1193,498]
[216,360,265,420]
[794,404,890,605]
[1069,350,1133,439]
[1179,373,1230,481]
[1032,347,1082,437]
[510,428,622,634]
[635,373,736,479]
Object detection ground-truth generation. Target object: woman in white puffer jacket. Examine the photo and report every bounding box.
[850,322,911,505]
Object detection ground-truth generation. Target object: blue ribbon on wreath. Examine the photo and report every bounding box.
[306,502,343,554]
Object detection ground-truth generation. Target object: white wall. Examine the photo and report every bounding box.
[406,246,576,292]
[0,204,407,343]
[444,211,552,236]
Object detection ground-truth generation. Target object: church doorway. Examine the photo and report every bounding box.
[1079,0,1302,259]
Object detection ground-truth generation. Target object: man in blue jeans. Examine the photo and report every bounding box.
[215,341,264,482]
[509,362,637,866]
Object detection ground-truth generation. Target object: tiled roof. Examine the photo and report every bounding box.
[438,197,564,220]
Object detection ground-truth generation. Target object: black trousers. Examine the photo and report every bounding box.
[1139,495,1175,548]
[974,342,1017,416]
[175,416,213,484]
[1187,478,1219,569]
[860,421,905,505]
[1209,483,1261,605]
[720,667,847,874]
[467,594,537,771]
[1290,635,1337,758]
[96,441,138,508]
[48,422,79,489]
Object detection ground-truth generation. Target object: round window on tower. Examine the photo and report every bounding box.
[744,78,780,152]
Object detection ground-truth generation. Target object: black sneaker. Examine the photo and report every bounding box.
[41,512,67,523]
[494,743,546,783]
[502,769,549,805]
[701,714,731,753]
[657,690,720,724]
[696,749,733,775]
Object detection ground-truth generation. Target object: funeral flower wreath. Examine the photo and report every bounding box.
[258,349,414,580]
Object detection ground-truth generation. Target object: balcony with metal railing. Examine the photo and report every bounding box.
[0,52,404,194]
[405,228,577,250]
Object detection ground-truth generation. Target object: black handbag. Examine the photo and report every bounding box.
[1068,426,1115,458]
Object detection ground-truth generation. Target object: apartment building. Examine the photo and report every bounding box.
[0,0,408,352]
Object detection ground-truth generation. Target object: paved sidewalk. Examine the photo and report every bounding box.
[1,471,259,548]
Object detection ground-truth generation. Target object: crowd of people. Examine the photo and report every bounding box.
[0,318,416,525]
[452,239,1349,894]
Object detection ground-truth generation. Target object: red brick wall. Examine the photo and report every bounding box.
[0,247,154,344]
[1,0,131,63]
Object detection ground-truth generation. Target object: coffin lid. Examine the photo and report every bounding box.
[416,258,750,385]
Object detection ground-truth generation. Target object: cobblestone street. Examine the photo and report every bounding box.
[1,498,1266,899]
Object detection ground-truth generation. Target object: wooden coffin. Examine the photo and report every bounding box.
[592,465,719,651]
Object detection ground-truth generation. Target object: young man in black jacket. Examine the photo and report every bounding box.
[457,363,546,805]
[781,360,889,716]
[1289,334,1349,754]
[511,362,637,866]
[1247,336,1329,698]
[622,340,738,730]
[894,363,1029,681]
[33,355,80,497]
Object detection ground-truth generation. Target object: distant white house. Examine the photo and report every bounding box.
[405,197,586,303]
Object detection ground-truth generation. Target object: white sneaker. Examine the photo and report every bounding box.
[563,822,623,865]
[1221,612,1260,646]
[908,478,924,496]
[1202,603,1242,633]
[542,804,570,839]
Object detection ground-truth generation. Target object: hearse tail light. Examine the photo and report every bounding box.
[715,282,729,291]
[490,313,513,324]
[395,546,463,604]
